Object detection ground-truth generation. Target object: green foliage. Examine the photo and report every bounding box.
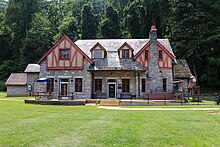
[0,0,220,90]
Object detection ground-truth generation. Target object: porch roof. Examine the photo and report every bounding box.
[174,59,192,78]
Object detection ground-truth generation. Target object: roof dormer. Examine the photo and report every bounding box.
[90,42,106,59]
[118,42,134,59]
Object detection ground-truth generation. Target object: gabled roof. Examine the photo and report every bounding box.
[5,73,27,86]
[118,42,134,51]
[75,39,175,58]
[90,42,106,52]
[24,64,40,73]
[37,35,93,64]
[174,59,192,78]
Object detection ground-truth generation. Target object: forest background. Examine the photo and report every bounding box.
[0,0,219,92]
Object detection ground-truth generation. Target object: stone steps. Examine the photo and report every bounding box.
[99,100,120,106]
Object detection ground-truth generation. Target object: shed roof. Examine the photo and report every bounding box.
[5,73,27,86]
[24,64,40,73]
[174,59,192,78]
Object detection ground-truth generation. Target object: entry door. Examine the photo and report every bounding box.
[61,83,68,96]
[108,83,116,98]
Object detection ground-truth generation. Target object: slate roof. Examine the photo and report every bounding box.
[75,39,175,71]
[24,64,40,73]
[174,59,192,78]
[5,73,27,86]
[90,51,145,71]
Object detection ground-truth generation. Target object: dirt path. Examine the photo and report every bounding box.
[98,106,220,111]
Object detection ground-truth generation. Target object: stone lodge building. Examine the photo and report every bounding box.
[37,26,186,99]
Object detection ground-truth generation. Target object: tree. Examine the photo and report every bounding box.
[81,2,97,39]
[101,5,122,38]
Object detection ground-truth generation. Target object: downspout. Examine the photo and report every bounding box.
[138,71,140,99]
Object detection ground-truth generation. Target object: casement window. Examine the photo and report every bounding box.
[122,49,130,59]
[141,79,146,93]
[145,50,149,60]
[122,79,130,92]
[46,78,54,93]
[95,79,102,92]
[163,78,167,92]
[159,50,163,60]
[60,49,70,59]
[94,49,102,58]
[75,78,82,92]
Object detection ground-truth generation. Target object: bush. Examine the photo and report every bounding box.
[0,81,6,91]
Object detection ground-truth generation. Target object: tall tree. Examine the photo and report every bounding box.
[81,2,97,39]
[101,5,122,38]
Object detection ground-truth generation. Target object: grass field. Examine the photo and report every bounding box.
[0,92,220,146]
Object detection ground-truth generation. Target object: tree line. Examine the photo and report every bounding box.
[0,0,219,91]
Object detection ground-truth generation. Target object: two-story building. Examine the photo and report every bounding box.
[37,26,177,99]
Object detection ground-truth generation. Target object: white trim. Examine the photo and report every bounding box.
[46,76,54,78]
[94,77,103,79]
[106,77,119,79]
[58,76,71,78]
[74,76,83,78]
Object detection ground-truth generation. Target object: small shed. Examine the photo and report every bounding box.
[5,73,27,97]
[174,59,192,92]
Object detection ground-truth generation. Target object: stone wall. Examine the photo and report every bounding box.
[93,71,143,98]
[39,59,92,99]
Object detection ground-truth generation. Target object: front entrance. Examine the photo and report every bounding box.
[108,83,116,98]
[60,79,68,96]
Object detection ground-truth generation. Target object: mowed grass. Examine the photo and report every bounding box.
[0,92,220,146]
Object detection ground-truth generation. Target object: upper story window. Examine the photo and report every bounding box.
[60,49,70,59]
[145,50,149,60]
[94,49,102,58]
[122,49,130,59]
[159,50,163,60]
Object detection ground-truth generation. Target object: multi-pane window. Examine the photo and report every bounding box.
[141,79,146,93]
[94,49,102,58]
[46,78,54,93]
[163,78,167,92]
[122,49,129,58]
[145,50,149,60]
[122,79,130,92]
[159,50,163,60]
[60,49,70,59]
[95,79,102,92]
[75,78,82,92]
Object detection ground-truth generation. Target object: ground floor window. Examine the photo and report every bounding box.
[163,78,167,92]
[46,78,54,93]
[75,78,82,92]
[95,79,102,92]
[122,79,130,92]
[141,78,146,92]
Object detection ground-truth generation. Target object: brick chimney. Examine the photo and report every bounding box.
[147,25,163,92]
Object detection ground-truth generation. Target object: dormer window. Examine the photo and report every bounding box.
[60,49,70,59]
[90,43,106,59]
[122,49,130,59]
[94,49,102,58]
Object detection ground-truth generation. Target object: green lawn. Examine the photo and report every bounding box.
[0,92,220,146]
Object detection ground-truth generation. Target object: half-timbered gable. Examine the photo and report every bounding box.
[134,42,150,68]
[157,41,175,69]
[37,35,93,69]
[134,40,175,69]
